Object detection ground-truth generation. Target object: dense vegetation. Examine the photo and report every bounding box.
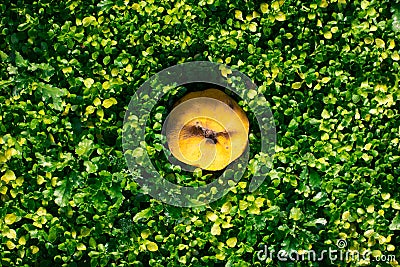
[0,0,399,266]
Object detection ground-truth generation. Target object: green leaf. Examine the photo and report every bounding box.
[35,82,68,111]
[248,44,255,54]
[133,207,153,222]
[304,218,327,227]
[15,51,28,67]
[17,22,31,31]
[54,173,78,207]
[84,161,98,173]
[309,169,320,188]
[389,213,400,230]
[82,16,96,27]
[48,226,58,242]
[75,138,94,157]
[289,207,303,221]
[0,50,8,61]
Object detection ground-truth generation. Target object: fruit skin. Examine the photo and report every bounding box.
[173,89,250,133]
[165,89,249,171]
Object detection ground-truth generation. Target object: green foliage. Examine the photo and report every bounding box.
[0,0,399,266]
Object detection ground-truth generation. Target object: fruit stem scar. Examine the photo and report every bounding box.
[194,124,218,144]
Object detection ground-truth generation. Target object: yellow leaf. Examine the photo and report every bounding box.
[271,1,280,10]
[361,0,369,10]
[388,39,395,49]
[211,223,221,235]
[249,205,260,215]
[77,243,87,251]
[375,38,385,48]
[220,67,232,78]
[342,211,350,221]
[392,51,399,61]
[6,241,15,250]
[111,68,119,76]
[221,202,232,214]
[5,229,16,239]
[102,98,117,109]
[255,197,265,208]
[226,237,237,248]
[132,3,140,10]
[235,10,243,20]
[97,109,104,121]
[392,202,400,210]
[102,81,111,90]
[371,250,381,257]
[146,241,158,252]
[321,77,331,83]
[36,207,47,216]
[321,133,329,140]
[18,236,26,245]
[84,78,94,88]
[82,16,95,27]
[93,97,102,106]
[85,105,96,115]
[37,175,45,185]
[0,185,7,194]
[216,253,225,260]
[319,0,328,8]
[4,147,15,158]
[30,245,39,254]
[275,12,286,21]
[5,213,16,225]
[239,200,248,210]
[289,207,303,221]
[15,177,24,187]
[246,14,253,21]
[1,170,16,184]
[367,205,374,213]
[321,109,330,119]
[62,66,73,74]
[221,220,233,228]
[249,23,257,32]
[260,3,269,13]
[125,64,133,73]
[141,229,151,239]
[324,31,332,39]
[292,82,302,89]
[206,211,218,222]
[0,154,7,163]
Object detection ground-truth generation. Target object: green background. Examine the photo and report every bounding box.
[0,0,399,266]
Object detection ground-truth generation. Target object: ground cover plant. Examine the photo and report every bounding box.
[0,0,399,266]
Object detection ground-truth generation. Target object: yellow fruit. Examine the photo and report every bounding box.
[165,89,249,171]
